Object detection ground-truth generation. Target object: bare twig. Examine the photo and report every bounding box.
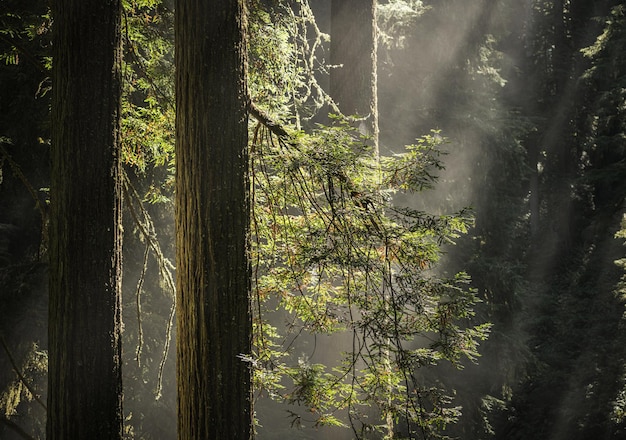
[134,242,150,367]
[122,170,176,399]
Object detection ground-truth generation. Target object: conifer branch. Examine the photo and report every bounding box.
[121,8,174,110]
[0,34,47,74]
[0,336,46,411]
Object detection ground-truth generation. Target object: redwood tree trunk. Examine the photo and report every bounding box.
[47,0,123,438]
[174,0,251,439]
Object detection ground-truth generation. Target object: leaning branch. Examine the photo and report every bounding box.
[248,101,290,138]
[0,336,47,411]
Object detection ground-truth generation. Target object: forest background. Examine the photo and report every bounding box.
[1,0,626,439]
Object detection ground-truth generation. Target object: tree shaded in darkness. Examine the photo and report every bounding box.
[47,0,124,438]
[376,0,626,438]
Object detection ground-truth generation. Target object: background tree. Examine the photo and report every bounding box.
[496,2,626,437]
[47,0,124,438]
[174,0,251,438]
[330,0,378,147]
[375,1,626,438]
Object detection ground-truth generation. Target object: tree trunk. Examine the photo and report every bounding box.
[47,0,123,438]
[174,0,251,439]
[331,1,390,436]
[330,0,379,150]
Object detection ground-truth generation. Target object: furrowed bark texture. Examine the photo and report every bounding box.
[330,0,379,149]
[47,0,123,438]
[175,0,251,439]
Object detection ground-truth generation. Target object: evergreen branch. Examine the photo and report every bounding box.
[121,9,174,111]
[0,33,47,74]
[124,37,174,110]
[0,336,47,411]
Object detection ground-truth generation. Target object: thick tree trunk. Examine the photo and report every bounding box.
[330,0,378,150]
[174,0,251,439]
[47,0,123,438]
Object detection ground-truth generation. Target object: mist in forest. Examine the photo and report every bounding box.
[268,0,626,439]
[255,1,503,438]
[2,0,626,439]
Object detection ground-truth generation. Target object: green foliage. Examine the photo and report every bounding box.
[0,2,51,69]
[378,0,428,50]
[117,3,178,438]
[121,0,175,203]
[248,2,300,115]
[250,116,490,436]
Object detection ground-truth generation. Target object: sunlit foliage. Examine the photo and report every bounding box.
[249,114,490,437]
[377,0,427,50]
[121,0,175,204]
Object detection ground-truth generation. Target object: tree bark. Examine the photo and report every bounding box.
[174,0,251,439]
[47,0,123,438]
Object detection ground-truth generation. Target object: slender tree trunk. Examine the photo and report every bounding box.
[47,0,123,438]
[174,0,251,439]
[330,0,379,150]
[330,1,390,436]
